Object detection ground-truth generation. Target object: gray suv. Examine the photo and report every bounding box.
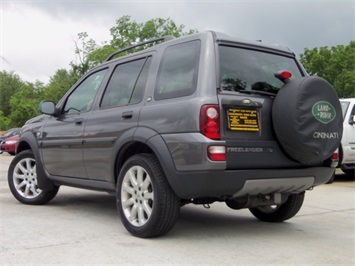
[8,31,343,238]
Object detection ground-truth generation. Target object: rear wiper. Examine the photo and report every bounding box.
[251,82,279,92]
[236,89,276,97]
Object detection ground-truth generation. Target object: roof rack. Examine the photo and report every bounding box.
[105,35,175,62]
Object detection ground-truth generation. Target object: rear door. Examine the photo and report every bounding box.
[217,44,303,169]
[83,56,152,182]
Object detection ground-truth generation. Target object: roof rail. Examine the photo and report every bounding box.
[104,35,175,62]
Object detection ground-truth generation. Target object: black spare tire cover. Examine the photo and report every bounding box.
[272,76,343,165]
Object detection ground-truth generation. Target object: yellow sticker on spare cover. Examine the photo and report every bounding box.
[228,108,259,131]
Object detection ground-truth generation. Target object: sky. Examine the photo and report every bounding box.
[0,0,354,84]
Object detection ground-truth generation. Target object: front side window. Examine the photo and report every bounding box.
[219,46,303,94]
[101,57,150,108]
[154,40,200,100]
[64,69,107,114]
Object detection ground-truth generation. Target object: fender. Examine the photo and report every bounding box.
[111,126,183,197]
[111,127,158,179]
[16,131,56,190]
[146,134,185,197]
[133,127,184,197]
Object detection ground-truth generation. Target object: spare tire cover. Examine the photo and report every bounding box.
[272,76,343,165]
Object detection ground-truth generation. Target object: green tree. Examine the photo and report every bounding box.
[9,81,45,127]
[82,16,197,68]
[0,71,23,117]
[44,69,79,104]
[0,110,11,130]
[0,16,197,128]
[300,41,355,98]
[70,32,99,76]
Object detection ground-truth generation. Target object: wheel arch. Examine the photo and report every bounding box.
[16,132,55,190]
[112,127,182,198]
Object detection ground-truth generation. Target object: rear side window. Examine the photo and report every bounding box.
[154,40,200,100]
[219,46,303,94]
[101,57,151,108]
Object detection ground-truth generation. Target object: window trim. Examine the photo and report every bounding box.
[99,56,151,109]
[61,68,109,115]
[154,40,201,101]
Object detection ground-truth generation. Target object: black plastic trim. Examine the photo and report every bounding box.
[17,132,56,190]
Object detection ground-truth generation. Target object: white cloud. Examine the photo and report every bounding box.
[1,0,354,84]
[1,2,111,83]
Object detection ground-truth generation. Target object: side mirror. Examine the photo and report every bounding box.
[349,115,355,125]
[39,101,58,116]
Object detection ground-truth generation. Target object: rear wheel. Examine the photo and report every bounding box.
[116,154,180,238]
[8,150,59,205]
[249,193,305,222]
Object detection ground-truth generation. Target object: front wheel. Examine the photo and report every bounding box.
[8,150,59,205]
[116,154,180,238]
[249,193,305,222]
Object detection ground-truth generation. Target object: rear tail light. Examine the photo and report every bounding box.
[200,105,220,140]
[331,151,339,161]
[330,149,339,168]
[207,146,226,161]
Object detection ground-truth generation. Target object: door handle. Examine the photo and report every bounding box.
[75,118,84,125]
[122,111,133,119]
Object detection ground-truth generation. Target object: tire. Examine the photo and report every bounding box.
[325,172,335,184]
[272,77,343,165]
[8,150,59,205]
[249,193,305,222]
[8,152,15,156]
[116,154,180,238]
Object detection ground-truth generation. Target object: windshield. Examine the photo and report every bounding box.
[219,45,303,94]
[340,101,349,119]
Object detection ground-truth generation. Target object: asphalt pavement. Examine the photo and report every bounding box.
[1,153,354,265]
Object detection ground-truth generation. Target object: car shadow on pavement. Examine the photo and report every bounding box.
[32,188,305,239]
[41,190,290,238]
[334,172,355,182]
[48,190,118,218]
[170,204,298,239]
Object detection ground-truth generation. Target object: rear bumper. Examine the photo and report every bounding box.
[172,167,334,199]
[342,145,355,165]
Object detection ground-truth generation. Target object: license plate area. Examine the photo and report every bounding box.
[227,108,260,131]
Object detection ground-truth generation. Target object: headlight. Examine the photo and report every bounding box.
[5,140,17,145]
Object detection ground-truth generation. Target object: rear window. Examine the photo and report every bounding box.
[219,46,303,94]
[154,40,200,100]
